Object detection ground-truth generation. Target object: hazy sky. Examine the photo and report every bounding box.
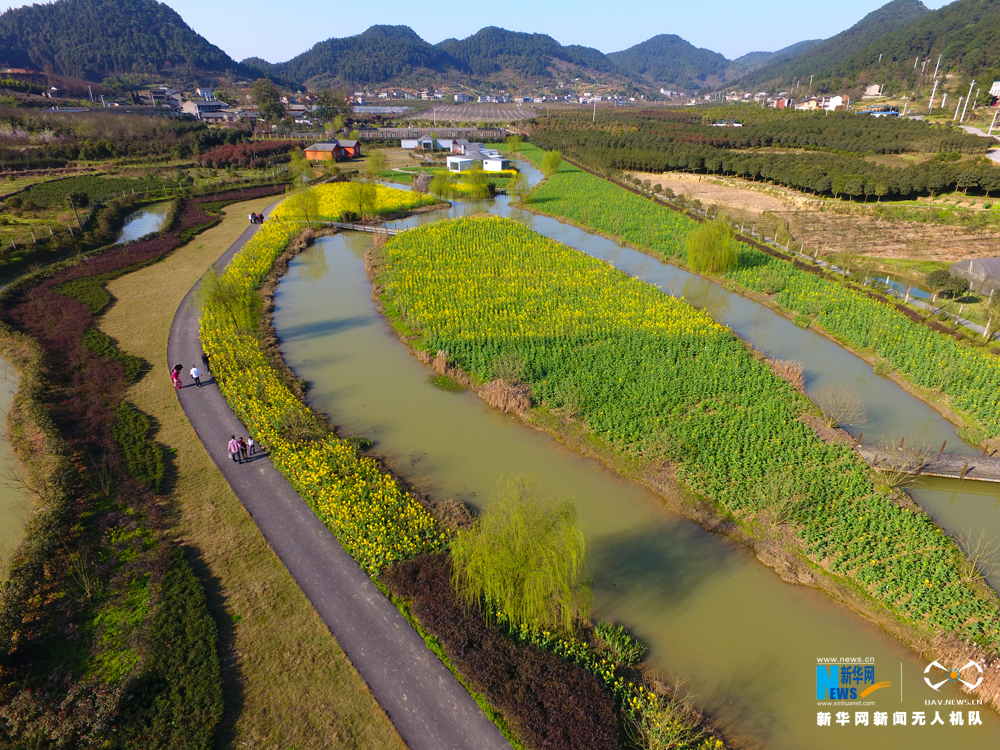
[1,0,958,64]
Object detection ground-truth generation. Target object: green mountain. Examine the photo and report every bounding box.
[729,39,822,76]
[734,0,930,90]
[607,35,730,88]
[830,0,1000,82]
[259,25,621,88]
[438,27,616,79]
[0,0,239,80]
[263,25,454,88]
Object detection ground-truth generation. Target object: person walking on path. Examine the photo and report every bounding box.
[190,365,202,388]
[171,364,183,389]
[247,436,256,456]
[228,435,241,464]
[238,437,249,463]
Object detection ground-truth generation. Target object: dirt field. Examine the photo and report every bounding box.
[635,171,1000,262]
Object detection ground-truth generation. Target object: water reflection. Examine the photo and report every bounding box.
[116,202,171,244]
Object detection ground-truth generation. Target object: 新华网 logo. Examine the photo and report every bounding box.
[923,660,984,692]
[817,665,891,701]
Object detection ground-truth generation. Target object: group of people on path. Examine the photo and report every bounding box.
[227,435,256,464]
[249,212,265,225]
[170,355,209,390]
[172,359,261,465]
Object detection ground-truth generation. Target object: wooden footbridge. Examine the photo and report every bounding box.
[327,222,403,235]
[855,443,1000,483]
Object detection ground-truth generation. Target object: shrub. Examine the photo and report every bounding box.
[82,328,145,382]
[383,553,620,750]
[197,140,297,169]
[114,549,223,748]
[756,265,786,294]
[926,269,969,300]
[451,478,590,632]
[112,402,164,494]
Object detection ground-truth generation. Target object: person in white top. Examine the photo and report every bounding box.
[189,365,202,388]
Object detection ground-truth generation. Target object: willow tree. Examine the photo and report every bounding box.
[541,149,562,177]
[685,218,738,274]
[451,478,590,632]
[508,172,530,203]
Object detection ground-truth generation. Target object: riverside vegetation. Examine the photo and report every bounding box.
[0,185,284,745]
[513,143,1000,444]
[372,211,1000,703]
[199,182,726,750]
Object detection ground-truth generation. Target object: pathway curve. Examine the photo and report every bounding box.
[167,214,511,750]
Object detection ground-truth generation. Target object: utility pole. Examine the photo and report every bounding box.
[932,54,942,80]
[941,93,947,110]
[68,195,82,232]
[928,79,939,111]
[954,97,964,121]
[808,74,814,94]
[973,87,981,110]
[961,80,975,122]
[87,85,93,102]
[989,109,1000,136]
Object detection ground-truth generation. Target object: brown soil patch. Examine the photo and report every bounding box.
[777,208,1000,262]
[635,171,1000,262]
[635,172,796,214]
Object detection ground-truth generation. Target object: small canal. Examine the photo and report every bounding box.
[0,361,28,559]
[116,202,171,244]
[269,163,1000,749]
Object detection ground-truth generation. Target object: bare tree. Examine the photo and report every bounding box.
[956,529,1000,585]
[869,436,930,492]
[813,384,867,429]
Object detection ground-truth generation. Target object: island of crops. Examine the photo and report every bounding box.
[373,214,1000,660]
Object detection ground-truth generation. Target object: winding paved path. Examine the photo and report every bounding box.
[168,213,510,750]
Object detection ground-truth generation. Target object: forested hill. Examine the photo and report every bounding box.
[0,0,239,80]
[607,35,730,89]
[261,26,454,88]
[261,25,619,88]
[825,0,1000,85]
[728,39,822,78]
[438,27,616,79]
[734,0,930,90]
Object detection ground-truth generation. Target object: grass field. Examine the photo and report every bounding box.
[100,199,405,750]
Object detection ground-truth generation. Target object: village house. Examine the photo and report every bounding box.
[141,87,183,108]
[447,155,474,172]
[304,140,362,161]
[401,134,442,150]
[181,100,228,120]
[483,156,510,171]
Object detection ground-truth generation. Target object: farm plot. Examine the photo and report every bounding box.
[376,214,1000,646]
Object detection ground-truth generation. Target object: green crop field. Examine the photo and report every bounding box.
[10,174,172,209]
[516,143,1000,441]
[378,214,1000,646]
